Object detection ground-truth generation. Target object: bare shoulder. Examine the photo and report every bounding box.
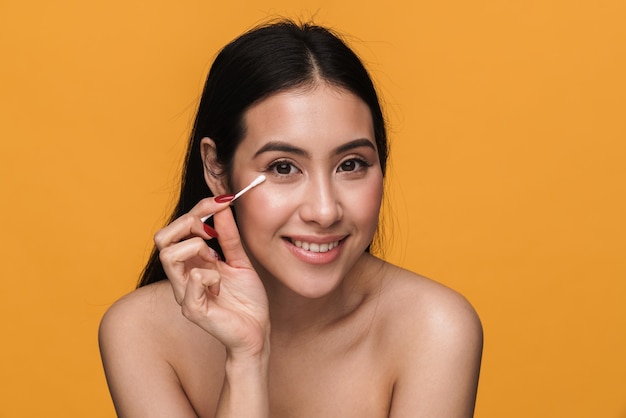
[376,262,483,346]
[100,280,176,326]
[100,280,166,326]
[99,280,182,352]
[99,278,225,373]
[373,260,483,417]
[99,281,225,417]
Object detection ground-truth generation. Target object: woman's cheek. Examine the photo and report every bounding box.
[347,175,383,214]
[237,183,291,234]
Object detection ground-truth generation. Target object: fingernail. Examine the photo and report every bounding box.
[214,194,235,203]
[203,223,219,238]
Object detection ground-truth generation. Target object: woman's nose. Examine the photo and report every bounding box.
[298,178,343,228]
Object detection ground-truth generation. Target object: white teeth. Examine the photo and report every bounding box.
[293,240,339,253]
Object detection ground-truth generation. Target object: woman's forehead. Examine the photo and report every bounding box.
[239,84,375,152]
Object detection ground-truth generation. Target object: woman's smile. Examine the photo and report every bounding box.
[290,239,341,253]
[282,235,347,265]
[284,237,343,264]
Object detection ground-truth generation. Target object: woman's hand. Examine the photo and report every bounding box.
[154,197,270,358]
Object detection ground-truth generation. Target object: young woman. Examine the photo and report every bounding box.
[99,20,483,417]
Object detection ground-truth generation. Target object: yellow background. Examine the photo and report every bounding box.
[1,0,624,416]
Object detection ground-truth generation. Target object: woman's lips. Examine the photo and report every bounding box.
[291,239,340,253]
[283,236,346,264]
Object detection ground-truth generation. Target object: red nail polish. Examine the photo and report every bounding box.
[203,223,219,238]
[214,194,235,203]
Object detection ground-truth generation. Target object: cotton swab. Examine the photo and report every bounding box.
[200,174,266,223]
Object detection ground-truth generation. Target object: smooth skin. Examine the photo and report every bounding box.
[99,83,483,417]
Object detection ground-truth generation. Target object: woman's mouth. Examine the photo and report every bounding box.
[290,239,340,253]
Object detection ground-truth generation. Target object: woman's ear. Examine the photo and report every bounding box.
[200,137,229,196]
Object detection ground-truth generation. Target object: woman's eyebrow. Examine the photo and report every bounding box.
[333,138,376,155]
[253,138,375,159]
[253,141,309,158]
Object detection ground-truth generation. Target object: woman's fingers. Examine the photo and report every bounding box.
[153,198,270,353]
[154,213,212,250]
[213,206,253,269]
[154,195,257,328]
[154,197,231,250]
[181,267,222,322]
[158,236,219,304]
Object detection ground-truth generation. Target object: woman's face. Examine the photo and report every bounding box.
[229,84,384,298]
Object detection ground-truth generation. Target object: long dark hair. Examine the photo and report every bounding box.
[138,20,389,287]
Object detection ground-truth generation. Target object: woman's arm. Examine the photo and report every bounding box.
[214,350,270,417]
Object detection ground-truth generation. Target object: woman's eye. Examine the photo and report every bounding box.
[338,158,369,172]
[268,161,299,176]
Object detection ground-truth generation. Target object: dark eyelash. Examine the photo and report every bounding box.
[352,157,373,167]
[265,159,292,170]
[339,157,373,171]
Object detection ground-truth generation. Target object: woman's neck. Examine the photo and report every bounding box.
[262,253,383,338]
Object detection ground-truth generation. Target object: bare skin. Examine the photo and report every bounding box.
[100,256,482,417]
[99,85,483,417]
